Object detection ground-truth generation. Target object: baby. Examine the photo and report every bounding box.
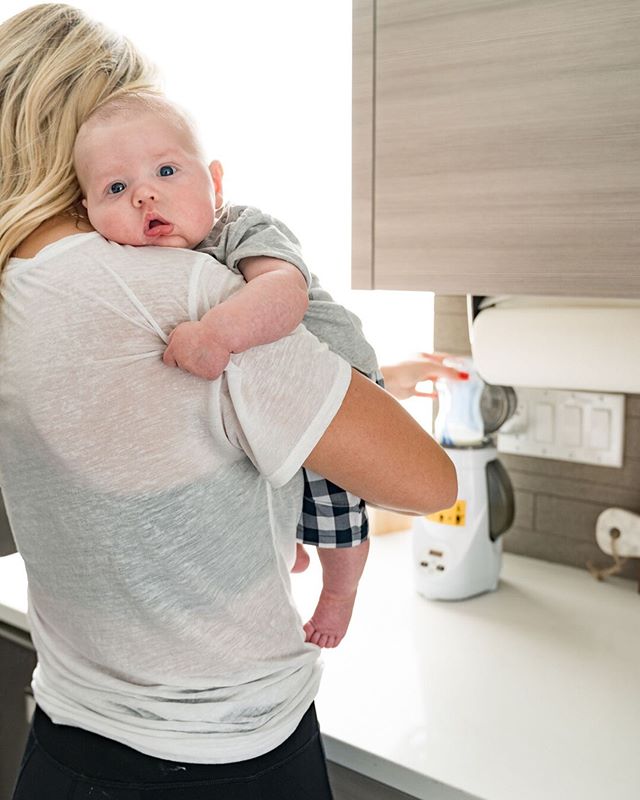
[73,92,383,648]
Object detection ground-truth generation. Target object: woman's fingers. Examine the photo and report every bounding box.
[417,351,468,367]
[417,351,457,363]
[440,365,470,380]
[380,353,470,400]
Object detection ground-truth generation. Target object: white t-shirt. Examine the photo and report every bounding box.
[0,232,351,763]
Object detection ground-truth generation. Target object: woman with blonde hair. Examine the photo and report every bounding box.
[0,3,159,270]
[0,5,457,799]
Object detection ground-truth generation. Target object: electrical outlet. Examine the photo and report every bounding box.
[595,508,640,558]
[418,546,448,573]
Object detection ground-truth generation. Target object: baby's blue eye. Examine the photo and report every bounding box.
[108,181,126,195]
[159,165,176,177]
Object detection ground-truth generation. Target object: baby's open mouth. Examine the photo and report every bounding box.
[143,214,174,237]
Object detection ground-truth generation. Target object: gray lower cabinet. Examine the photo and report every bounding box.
[0,491,16,558]
[328,762,419,799]
[0,626,36,800]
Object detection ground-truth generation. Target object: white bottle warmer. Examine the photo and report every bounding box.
[413,357,516,601]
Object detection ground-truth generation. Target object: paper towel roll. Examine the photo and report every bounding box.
[471,304,640,393]
[595,508,640,557]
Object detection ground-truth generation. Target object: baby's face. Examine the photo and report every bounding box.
[75,111,218,249]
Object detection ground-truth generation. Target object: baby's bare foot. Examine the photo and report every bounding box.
[291,543,310,573]
[303,589,357,648]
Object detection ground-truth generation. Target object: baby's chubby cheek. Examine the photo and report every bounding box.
[190,204,218,246]
[86,205,142,246]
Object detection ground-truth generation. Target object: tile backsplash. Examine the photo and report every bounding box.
[434,295,640,583]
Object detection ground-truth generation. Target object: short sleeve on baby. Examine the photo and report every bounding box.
[197,206,312,288]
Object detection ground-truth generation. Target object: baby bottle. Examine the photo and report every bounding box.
[434,356,487,447]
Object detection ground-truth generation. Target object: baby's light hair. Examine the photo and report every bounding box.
[0,3,160,277]
[75,92,208,177]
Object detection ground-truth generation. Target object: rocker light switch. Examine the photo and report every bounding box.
[534,403,554,442]
[590,408,611,450]
[560,405,582,447]
[498,388,624,467]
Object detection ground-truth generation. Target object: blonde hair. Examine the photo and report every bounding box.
[0,3,161,276]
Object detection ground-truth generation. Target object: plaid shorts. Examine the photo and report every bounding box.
[296,369,384,548]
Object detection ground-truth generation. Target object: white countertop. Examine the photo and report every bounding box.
[293,533,640,800]
[2,535,639,800]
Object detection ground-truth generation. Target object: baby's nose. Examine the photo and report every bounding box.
[133,186,157,206]
[135,193,156,206]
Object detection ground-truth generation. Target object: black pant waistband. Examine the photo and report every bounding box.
[32,703,320,785]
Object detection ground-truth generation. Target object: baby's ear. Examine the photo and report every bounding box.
[81,198,88,209]
[209,160,224,208]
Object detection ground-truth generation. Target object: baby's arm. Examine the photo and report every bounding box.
[163,256,308,379]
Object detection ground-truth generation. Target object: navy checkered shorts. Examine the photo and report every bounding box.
[296,369,384,548]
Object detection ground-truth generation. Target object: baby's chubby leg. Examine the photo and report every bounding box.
[303,539,370,648]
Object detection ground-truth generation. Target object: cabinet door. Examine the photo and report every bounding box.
[0,628,36,799]
[371,0,640,296]
[0,489,17,556]
[352,0,375,289]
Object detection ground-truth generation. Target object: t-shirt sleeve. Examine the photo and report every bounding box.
[196,205,312,288]
[304,272,381,375]
[219,327,352,488]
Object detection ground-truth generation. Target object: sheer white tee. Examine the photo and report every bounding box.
[0,232,351,762]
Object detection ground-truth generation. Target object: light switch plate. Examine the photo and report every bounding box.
[497,388,625,467]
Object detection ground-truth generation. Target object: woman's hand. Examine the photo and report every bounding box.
[380,352,469,400]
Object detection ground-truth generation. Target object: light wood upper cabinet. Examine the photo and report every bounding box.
[352,0,375,289]
[352,0,640,296]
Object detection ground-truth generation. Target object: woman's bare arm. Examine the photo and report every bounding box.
[304,369,457,515]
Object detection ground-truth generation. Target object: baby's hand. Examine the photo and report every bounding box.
[162,320,230,380]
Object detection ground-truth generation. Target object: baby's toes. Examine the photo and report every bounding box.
[306,626,326,647]
[303,621,316,642]
[310,630,324,646]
